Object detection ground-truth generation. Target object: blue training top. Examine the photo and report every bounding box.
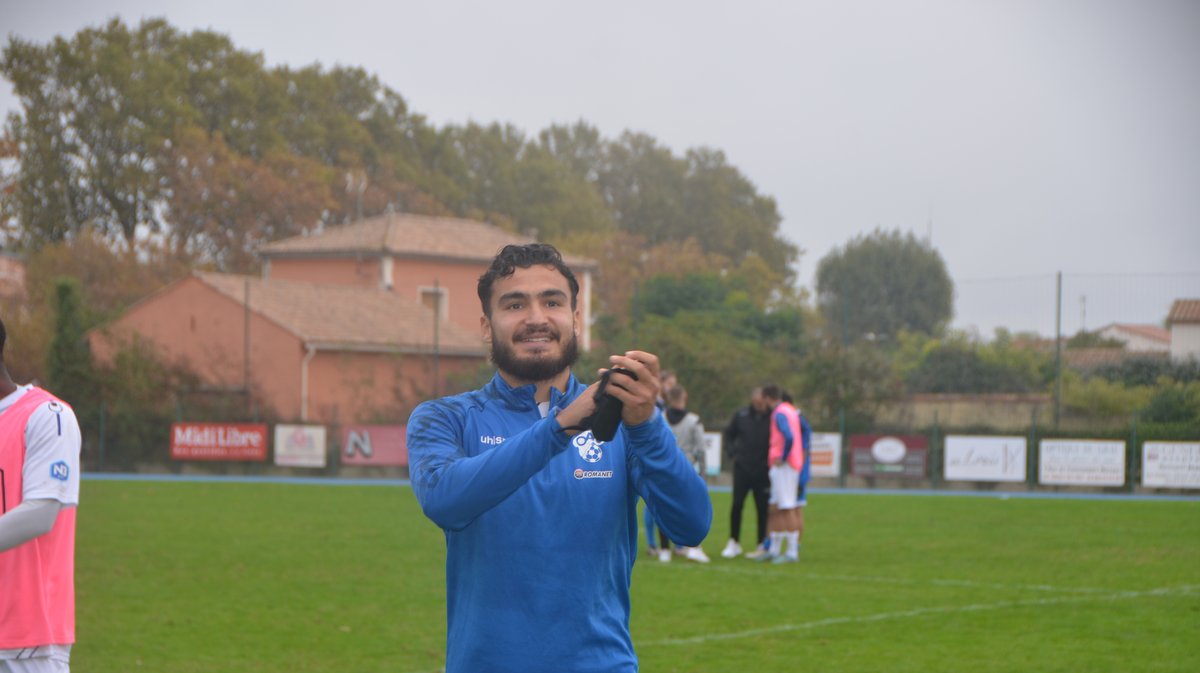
[407,372,713,673]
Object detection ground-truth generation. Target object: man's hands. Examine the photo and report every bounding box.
[555,351,663,435]
[601,351,661,426]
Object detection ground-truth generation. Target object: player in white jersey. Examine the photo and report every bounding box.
[0,318,83,673]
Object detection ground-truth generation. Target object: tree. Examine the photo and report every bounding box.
[0,130,19,240]
[794,341,902,430]
[680,147,796,280]
[611,268,810,424]
[894,330,1052,394]
[1140,381,1200,424]
[3,19,216,246]
[816,229,953,343]
[2,19,440,251]
[45,277,94,407]
[159,126,335,271]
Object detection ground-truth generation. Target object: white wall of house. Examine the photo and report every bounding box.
[1097,325,1169,352]
[1169,324,1200,361]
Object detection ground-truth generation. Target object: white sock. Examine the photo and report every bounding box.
[769,532,784,554]
[786,532,800,558]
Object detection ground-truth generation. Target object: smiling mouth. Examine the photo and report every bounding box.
[516,332,557,346]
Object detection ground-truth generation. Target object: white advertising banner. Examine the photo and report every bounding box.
[944,435,1027,482]
[274,424,328,468]
[1142,441,1200,489]
[1038,439,1125,486]
[809,432,842,478]
[703,432,722,477]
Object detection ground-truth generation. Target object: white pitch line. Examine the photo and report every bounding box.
[639,584,1200,647]
[647,563,1114,595]
[399,584,1200,672]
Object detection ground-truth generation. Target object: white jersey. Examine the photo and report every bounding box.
[0,384,81,506]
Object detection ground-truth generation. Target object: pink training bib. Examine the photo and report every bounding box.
[0,387,76,649]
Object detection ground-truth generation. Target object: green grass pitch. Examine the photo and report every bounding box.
[74,480,1199,672]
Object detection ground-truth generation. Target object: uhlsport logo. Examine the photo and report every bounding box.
[50,461,70,481]
[573,432,603,463]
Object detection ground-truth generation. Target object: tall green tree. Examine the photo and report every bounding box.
[816,229,953,343]
[45,277,93,407]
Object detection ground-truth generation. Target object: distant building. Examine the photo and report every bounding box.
[90,214,598,425]
[1094,323,1170,353]
[89,272,487,423]
[1167,299,1200,362]
[258,212,597,351]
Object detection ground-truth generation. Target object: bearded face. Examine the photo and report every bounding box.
[490,321,579,383]
[482,264,582,386]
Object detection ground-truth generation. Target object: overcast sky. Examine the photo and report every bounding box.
[3,0,1198,337]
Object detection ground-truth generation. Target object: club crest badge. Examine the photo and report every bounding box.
[573,432,603,463]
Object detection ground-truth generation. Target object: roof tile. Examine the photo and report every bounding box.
[196,271,486,354]
[1167,299,1200,324]
[258,213,595,268]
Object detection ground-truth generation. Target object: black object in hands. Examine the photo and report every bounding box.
[584,368,638,441]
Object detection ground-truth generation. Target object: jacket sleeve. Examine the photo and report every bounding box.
[691,417,707,467]
[722,411,739,460]
[406,399,571,531]
[800,415,813,468]
[628,410,712,547]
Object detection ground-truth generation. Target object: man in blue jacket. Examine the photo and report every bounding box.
[407,243,712,673]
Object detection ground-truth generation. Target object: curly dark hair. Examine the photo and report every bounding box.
[477,243,579,317]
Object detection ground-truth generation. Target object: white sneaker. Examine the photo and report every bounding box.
[744,546,770,561]
[720,539,743,559]
[658,548,672,562]
[684,547,711,563]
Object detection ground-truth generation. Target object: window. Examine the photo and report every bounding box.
[420,286,448,320]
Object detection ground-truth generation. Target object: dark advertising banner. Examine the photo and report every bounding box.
[171,422,268,461]
[340,424,408,466]
[849,434,928,479]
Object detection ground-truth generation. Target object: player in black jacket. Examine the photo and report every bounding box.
[720,388,772,558]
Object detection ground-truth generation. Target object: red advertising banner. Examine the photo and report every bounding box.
[171,422,268,461]
[340,424,408,466]
[848,434,929,478]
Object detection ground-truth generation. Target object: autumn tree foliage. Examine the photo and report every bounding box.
[2,18,797,285]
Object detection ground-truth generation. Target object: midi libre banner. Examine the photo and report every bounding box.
[170,422,269,461]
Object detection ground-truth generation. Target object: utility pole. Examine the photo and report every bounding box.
[244,277,251,416]
[1054,271,1062,428]
[433,278,441,398]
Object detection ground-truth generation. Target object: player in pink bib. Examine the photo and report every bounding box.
[759,384,804,563]
[0,318,82,673]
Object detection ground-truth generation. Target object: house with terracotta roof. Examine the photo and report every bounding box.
[1167,299,1200,361]
[258,212,597,350]
[90,271,488,424]
[1095,322,1170,353]
[91,213,598,426]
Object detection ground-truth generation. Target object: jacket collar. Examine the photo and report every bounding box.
[484,370,587,411]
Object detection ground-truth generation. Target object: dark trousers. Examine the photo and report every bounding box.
[730,463,770,546]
